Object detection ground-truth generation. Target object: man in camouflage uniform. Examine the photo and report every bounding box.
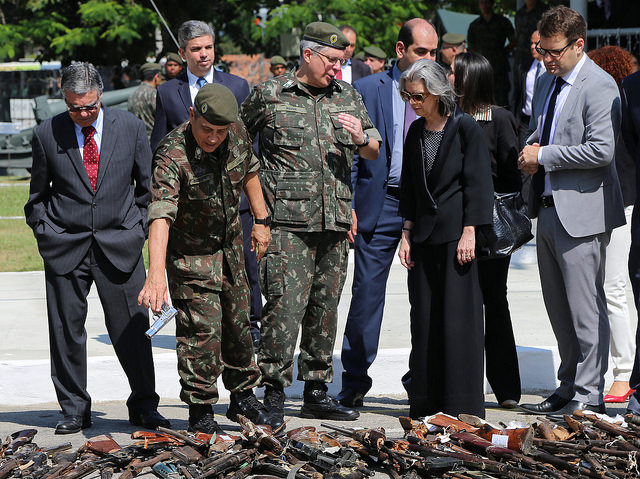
[164,52,184,80]
[128,63,162,140]
[138,84,280,433]
[241,22,381,421]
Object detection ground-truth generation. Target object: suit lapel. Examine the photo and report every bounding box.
[555,57,591,130]
[379,71,394,153]
[60,113,94,193]
[95,108,115,192]
[178,74,192,110]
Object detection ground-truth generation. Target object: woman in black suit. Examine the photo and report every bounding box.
[398,59,493,419]
[452,52,522,409]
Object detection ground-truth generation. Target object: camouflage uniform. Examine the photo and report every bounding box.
[148,121,261,405]
[241,71,381,389]
[128,82,157,140]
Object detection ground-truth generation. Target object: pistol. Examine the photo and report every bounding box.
[145,302,178,338]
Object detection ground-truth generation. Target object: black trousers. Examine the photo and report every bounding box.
[478,256,521,403]
[45,243,159,417]
[408,241,485,419]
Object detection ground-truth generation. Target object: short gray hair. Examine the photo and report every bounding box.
[399,59,456,117]
[178,20,214,49]
[61,62,103,99]
[298,39,331,66]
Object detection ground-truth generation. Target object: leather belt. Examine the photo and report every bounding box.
[540,195,554,208]
[386,185,401,199]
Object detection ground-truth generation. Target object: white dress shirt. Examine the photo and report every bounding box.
[340,60,353,84]
[523,59,544,116]
[74,108,104,159]
[186,67,214,104]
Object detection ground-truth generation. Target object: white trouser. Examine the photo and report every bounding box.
[605,205,636,381]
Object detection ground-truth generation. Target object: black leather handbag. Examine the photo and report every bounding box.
[476,191,533,259]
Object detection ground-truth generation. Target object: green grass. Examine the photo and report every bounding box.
[0,182,29,217]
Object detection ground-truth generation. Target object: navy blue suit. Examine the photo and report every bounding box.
[339,68,405,397]
[621,71,640,414]
[150,68,261,336]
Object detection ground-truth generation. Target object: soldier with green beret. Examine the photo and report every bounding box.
[164,52,184,80]
[269,55,287,77]
[138,84,280,433]
[440,33,466,69]
[128,63,162,140]
[363,46,387,74]
[241,21,381,421]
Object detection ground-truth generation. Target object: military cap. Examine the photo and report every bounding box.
[363,46,386,60]
[193,84,238,125]
[354,51,365,61]
[442,33,466,46]
[140,62,161,73]
[165,52,184,65]
[302,22,350,50]
[270,55,286,66]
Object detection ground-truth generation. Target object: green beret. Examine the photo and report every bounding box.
[270,55,286,66]
[363,46,386,60]
[193,84,238,126]
[442,33,466,46]
[354,51,365,61]
[302,22,350,50]
[140,62,161,74]
[165,52,184,65]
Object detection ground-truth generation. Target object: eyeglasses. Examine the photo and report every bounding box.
[66,101,101,113]
[400,90,429,103]
[311,49,347,66]
[535,39,576,58]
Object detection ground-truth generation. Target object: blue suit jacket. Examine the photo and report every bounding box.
[352,69,395,233]
[150,69,250,151]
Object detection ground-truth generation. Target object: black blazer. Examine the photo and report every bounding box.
[25,108,151,275]
[399,107,494,245]
[150,69,250,150]
[510,58,533,124]
[622,72,640,242]
[351,58,372,83]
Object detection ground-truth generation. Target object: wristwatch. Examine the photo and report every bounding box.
[355,131,370,148]
[254,215,272,226]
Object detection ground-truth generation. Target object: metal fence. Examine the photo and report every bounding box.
[587,27,640,58]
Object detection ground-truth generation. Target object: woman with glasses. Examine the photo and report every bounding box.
[453,51,522,410]
[398,59,493,418]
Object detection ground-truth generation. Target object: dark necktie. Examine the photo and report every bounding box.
[533,76,566,196]
[196,77,206,88]
[81,126,99,191]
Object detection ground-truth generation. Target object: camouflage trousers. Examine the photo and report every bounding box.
[258,229,349,389]
[172,264,261,405]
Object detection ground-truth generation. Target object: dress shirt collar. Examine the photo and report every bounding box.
[73,107,104,139]
[187,67,214,87]
[559,53,586,87]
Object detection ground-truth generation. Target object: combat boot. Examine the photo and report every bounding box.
[226,390,284,430]
[188,404,223,434]
[264,385,286,421]
[301,381,359,420]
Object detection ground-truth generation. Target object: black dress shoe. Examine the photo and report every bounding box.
[552,400,606,416]
[55,415,91,435]
[227,390,283,429]
[300,381,359,421]
[337,388,365,408]
[129,409,171,429]
[519,394,570,414]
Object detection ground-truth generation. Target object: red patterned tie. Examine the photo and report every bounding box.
[336,68,342,80]
[81,126,99,191]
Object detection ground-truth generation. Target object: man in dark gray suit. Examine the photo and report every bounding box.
[24,63,169,434]
[518,6,625,415]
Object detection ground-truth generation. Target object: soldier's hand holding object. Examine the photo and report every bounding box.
[137,272,168,313]
[518,143,540,175]
[337,113,365,145]
[251,224,271,261]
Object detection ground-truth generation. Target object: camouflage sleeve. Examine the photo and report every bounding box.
[148,152,181,223]
[354,90,382,142]
[240,85,266,142]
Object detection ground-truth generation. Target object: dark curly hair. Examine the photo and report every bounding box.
[589,46,635,88]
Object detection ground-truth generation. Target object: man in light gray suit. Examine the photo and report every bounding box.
[518,6,625,415]
[25,63,169,434]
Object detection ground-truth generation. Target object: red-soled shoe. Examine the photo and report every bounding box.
[604,389,635,403]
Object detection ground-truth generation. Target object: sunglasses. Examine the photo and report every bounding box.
[400,90,429,103]
[311,49,347,66]
[535,39,576,58]
[66,102,101,113]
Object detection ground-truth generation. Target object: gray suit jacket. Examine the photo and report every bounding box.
[25,108,151,275]
[527,56,625,237]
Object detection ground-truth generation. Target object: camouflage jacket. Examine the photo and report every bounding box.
[148,121,259,298]
[128,82,157,140]
[241,70,380,233]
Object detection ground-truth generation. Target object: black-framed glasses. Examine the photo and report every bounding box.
[535,39,576,58]
[66,101,101,113]
[400,90,429,103]
[310,49,347,66]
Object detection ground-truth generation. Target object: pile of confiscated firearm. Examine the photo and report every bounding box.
[3,410,640,479]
